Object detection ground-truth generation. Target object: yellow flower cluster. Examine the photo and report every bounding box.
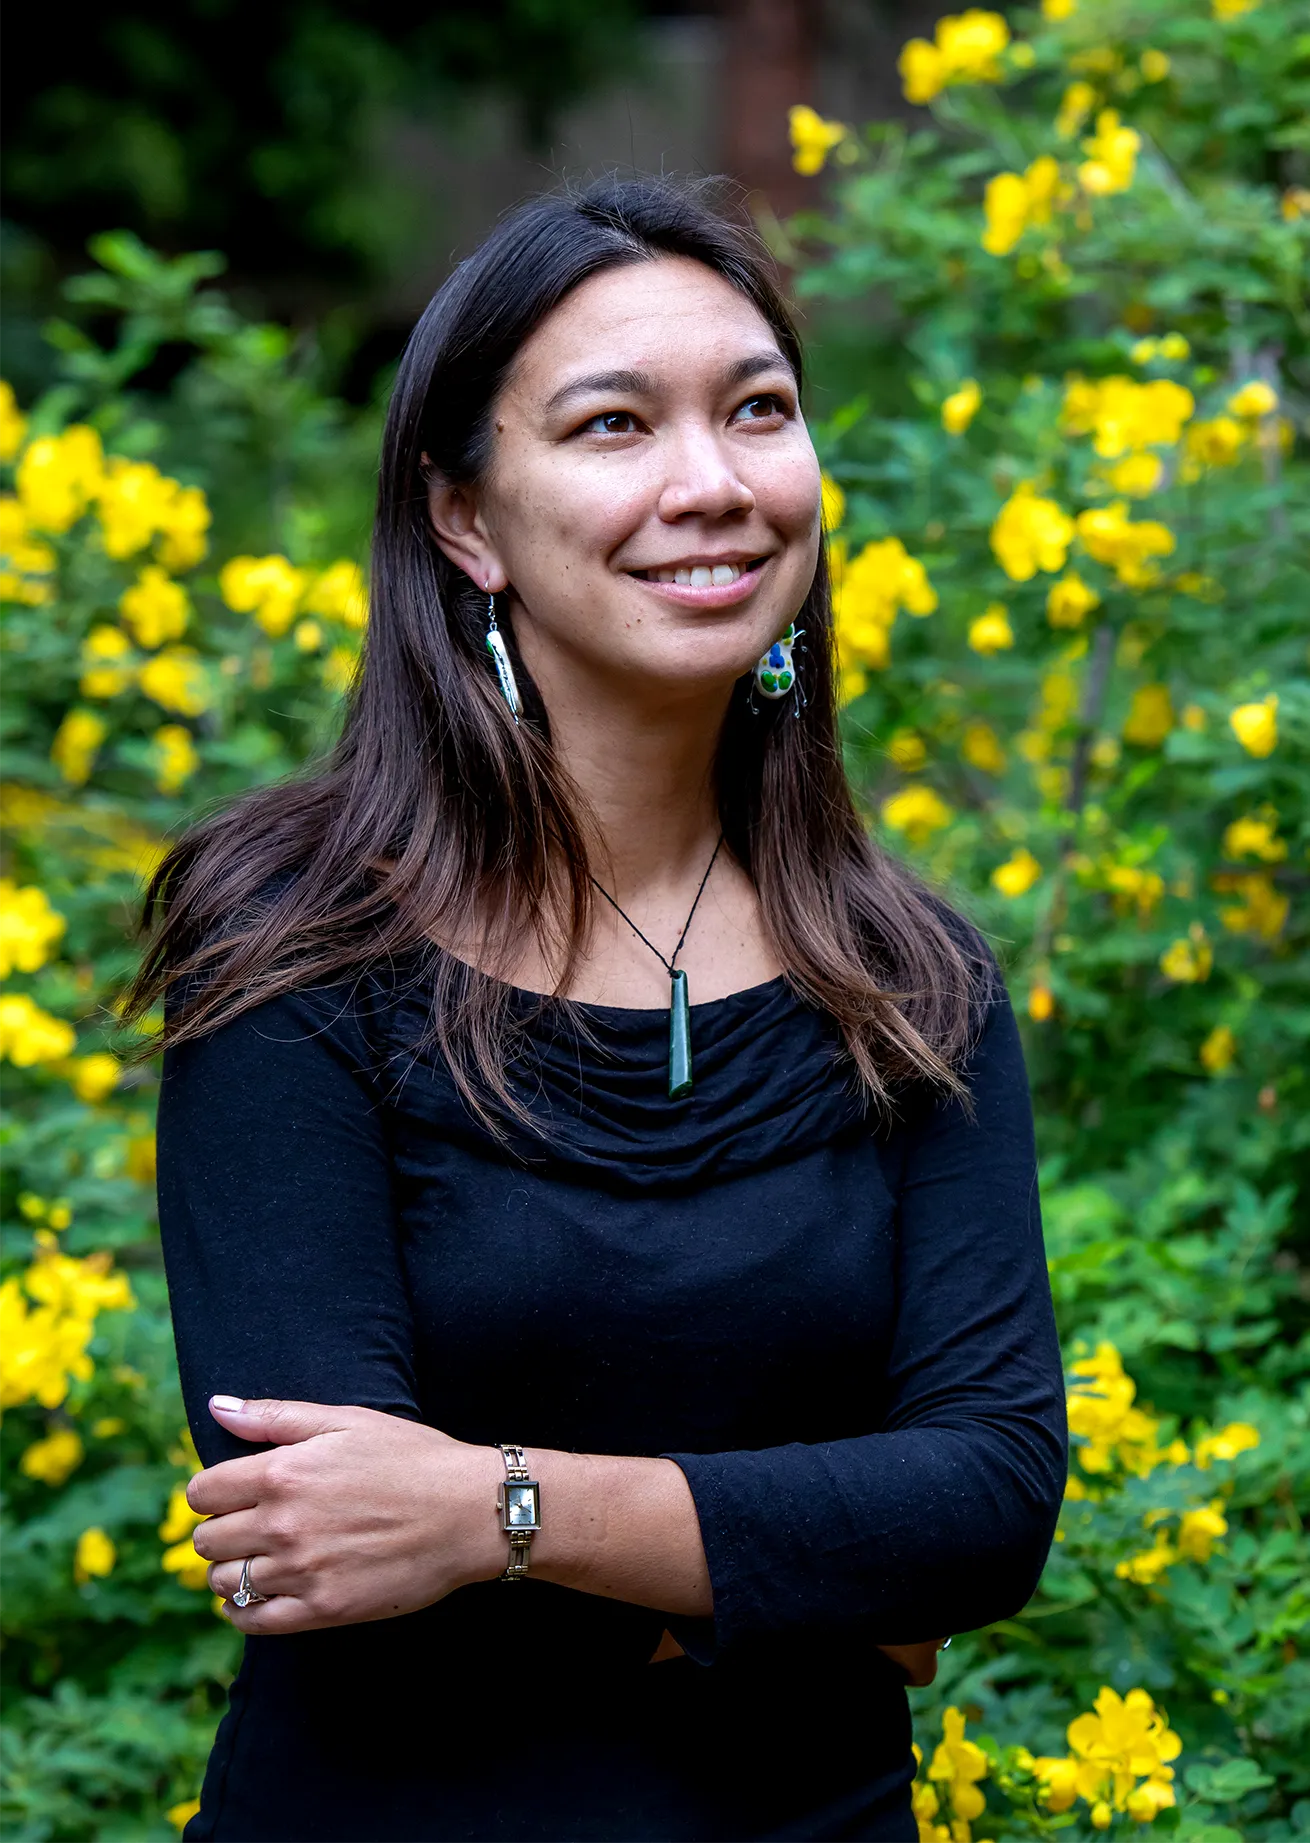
[20,1424,85,1485]
[0,495,57,604]
[1079,109,1140,196]
[1159,920,1213,982]
[75,1526,117,1584]
[961,720,1007,774]
[941,380,982,434]
[221,554,367,638]
[1063,375,1194,462]
[50,710,107,785]
[1212,870,1289,940]
[788,106,847,177]
[1116,1500,1229,1584]
[969,605,1014,654]
[913,1707,991,1843]
[881,785,955,845]
[1122,683,1174,748]
[1066,1343,1188,1477]
[1076,502,1175,587]
[0,380,28,460]
[831,535,936,698]
[1046,572,1100,628]
[982,156,1066,257]
[0,993,77,1066]
[0,1233,136,1412]
[992,848,1042,897]
[0,881,66,977]
[159,1480,211,1590]
[153,724,202,794]
[900,10,1010,105]
[120,566,191,648]
[1033,1687,1181,1826]
[12,420,210,570]
[990,483,1074,581]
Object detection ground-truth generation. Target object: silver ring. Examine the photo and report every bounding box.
[232,1557,269,1608]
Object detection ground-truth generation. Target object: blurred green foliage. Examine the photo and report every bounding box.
[2,0,1308,1834]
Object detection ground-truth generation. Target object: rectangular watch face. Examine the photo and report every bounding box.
[502,1481,541,1530]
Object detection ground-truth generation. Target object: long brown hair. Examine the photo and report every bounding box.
[127,174,993,1131]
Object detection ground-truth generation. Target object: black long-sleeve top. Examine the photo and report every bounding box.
[157,934,1067,1843]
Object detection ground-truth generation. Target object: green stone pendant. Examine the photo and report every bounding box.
[668,968,692,1100]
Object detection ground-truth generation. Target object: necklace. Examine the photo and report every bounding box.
[588,835,724,1101]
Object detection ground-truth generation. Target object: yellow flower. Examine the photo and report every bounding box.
[1104,863,1165,918]
[888,730,928,770]
[0,380,28,460]
[992,848,1042,897]
[941,380,982,434]
[1079,109,1141,196]
[139,646,210,717]
[1160,925,1212,983]
[294,618,324,652]
[80,625,136,699]
[1122,684,1174,747]
[1229,693,1277,757]
[1042,0,1076,16]
[1159,333,1190,360]
[0,994,78,1066]
[927,1706,990,1823]
[961,720,1007,774]
[901,9,1009,103]
[1100,452,1163,497]
[125,1133,158,1185]
[788,104,848,176]
[1032,1754,1080,1812]
[819,473,846,532]
[969,606,1014,654]
[1028,980,1055,1021]
[1115,1536,1176,1583]
[120,565,190,649]
[17,426,105,533]
[1140,49,1171,82]
[1200,1024,1236,1073]
[1075,501,1174,586]
[1177,1501,1227,1562]
[156,483,211,573]
[1061,375,1194,456]
[0,881,66,977]
[302,559,368,628]
[1181,418,1244,478]
[1214,870,1288,940]
[881,784,954,845]
[1193,1421,1259,1467]
[1056,80,1096,139]
[1223,808,1286,862]
[990,483,1074,580]
[95,457,178,559]
[1227,380,1278,419]
[74,1526,117,1583]
[45,706,103,786]
[1213,0,1259,18]
[168,1799,202,1832]
[831,535,936,684]
[65,1052,121,1102]
[20,1426,85,1485]
[160,1482,210,1590]
[981,156,1065,256]
[0,494,58,600]
[1281,186,1310,220]
[1068,1342,1176,1476]
[93,1417,126,1438]
[219,554,307,638]
[152,724,201,795]
[1046,572,1100,629]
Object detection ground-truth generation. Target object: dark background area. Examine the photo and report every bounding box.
[2,0,935,404]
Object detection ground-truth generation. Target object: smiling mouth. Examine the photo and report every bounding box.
[630,557,769,588]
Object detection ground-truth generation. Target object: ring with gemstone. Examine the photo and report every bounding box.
[232,1557,269,1608]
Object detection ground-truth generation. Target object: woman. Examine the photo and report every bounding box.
[136,174,1067,1842]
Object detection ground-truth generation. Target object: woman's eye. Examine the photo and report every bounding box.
[581,410,641,436]
[732,394,787,424]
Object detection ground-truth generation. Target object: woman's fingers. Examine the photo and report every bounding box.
[219,1592,319,1635]
[190,1507,265,1563]
[207,1554,292,1601]
[186,1454,268,1518]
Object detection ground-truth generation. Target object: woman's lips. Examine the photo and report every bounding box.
[626,557,769,609]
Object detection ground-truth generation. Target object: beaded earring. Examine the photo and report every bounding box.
[752,623,804,710]
[484,590,522,723]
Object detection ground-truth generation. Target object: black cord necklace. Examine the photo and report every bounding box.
[588,834,724,1101]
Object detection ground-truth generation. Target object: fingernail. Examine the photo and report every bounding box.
[210,1394,246,1411]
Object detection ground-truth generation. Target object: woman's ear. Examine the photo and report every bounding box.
[425,470,508,595]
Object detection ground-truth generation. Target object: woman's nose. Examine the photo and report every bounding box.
[656,428,755,523]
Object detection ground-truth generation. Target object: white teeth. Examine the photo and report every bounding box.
[645,562,745,586]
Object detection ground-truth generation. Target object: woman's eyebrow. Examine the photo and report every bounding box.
[542,351,792,418]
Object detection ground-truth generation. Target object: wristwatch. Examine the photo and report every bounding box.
[494,1443,541,1581]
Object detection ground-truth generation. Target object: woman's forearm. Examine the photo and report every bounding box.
[463,1444,714,1618]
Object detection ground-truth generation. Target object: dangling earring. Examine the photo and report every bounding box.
[752,623,805,714]
[484,590,522,723]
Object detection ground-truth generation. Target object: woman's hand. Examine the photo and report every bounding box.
[190,1395,506,1634]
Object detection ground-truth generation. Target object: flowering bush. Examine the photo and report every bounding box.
[786,0,1307,1835]
[1,235,377,1839]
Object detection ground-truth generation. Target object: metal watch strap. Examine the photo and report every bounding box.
[494,1442,540,1582]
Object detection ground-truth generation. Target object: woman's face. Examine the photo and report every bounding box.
[432,255,822,703]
